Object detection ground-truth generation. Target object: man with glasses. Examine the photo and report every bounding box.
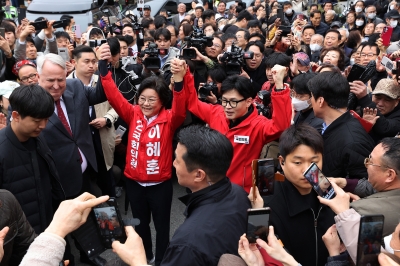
[172,61,292,193]
[13,60,38,85]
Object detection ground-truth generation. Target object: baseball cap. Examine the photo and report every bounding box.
[144,5,151,10]
[0,81,20,99]
[372,79,400,99]
[387,9,400,19]
[330,21,342,28]
[295,52,310,66]
[12,60,37,77]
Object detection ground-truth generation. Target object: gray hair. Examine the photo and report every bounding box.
[338,28,349,38]
[327,10,336,15]
[37,53,66,74]
[311,34,324,42]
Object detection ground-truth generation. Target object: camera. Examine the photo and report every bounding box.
[199,82,218,100]
[89,39,107,48]
[139,42,168,70]
[256,90,272,118]
[182,26,213,59]
[220,44,254,76]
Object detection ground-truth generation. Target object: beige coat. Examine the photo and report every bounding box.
[67,72,118,170]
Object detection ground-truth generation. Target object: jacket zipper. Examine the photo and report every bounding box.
[311,207,322,266]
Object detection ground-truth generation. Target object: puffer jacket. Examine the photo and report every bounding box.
[322,112,374,180]
[0,189,36,266]
[0,126,65,234]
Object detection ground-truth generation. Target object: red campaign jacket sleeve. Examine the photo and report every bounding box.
[169,70,190,131]
[261,86,292,143]
[100,72,135,125]
[185,71,220,124]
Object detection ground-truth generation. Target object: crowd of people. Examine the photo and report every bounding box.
[0,0,400,265]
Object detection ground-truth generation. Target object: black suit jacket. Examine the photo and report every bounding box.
[42,79,107,197]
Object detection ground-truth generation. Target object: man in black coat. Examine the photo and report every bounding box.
[0,84,65,234]
[265,124,335,266]
[308,72,374,182]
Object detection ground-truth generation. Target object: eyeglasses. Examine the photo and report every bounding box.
[212,43,222,48]
[20,72,37,83]
[221,98,246,108]
[364,155,397,174]
[138,97,159,105]
[360,53,377,58]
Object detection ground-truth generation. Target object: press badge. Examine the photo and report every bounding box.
[234,135,249,144]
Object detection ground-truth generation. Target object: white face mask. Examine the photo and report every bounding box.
[350,58,355,65]
[356,20,364,26]
[292,97,311,111]
[391,20,398,27]
[367,13,376,19]
[355,7,363,12]
[285,8,293,14]
[310,43,322,52]
[219,24,225,31]
[390,4,395,10]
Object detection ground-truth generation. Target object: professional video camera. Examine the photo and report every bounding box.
[256,90,272,119]
[220,44,254,76]
[139,42,168,70]
[182,26,213,59]
[199,82,218,100]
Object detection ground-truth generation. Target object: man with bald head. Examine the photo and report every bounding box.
[172,3,187,26]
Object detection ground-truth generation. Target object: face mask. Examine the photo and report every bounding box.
[219,24,225,31]
[391,20,398,27]
[356,20,364,26]
[285,8,292,14]
[367,13,376,19]
[350,58,355,65]
[390,4,395,10]
[355,7,363,12]
[310,43,322,52]
[292,97,311,111]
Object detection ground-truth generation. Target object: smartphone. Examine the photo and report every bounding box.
[0,27,5,38]
[277,8,284,22]
[382,26,393,47]
[30,20,48,31]
[52,20,67,29]
[74,24,81,38]
[246,207,271,244]
[298,13,304,20]
[347,64,366,82]
[58,48,69,62]
[278,25,291,37]
[251,159,284,197]
[356,215,384,266]
[115,125,127,138]
[92,198,127,249]
[303,163,336,199]
[381,56,394,73]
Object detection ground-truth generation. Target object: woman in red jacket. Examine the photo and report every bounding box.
[99,58,186,265]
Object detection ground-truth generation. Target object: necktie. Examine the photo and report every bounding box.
[55,99,72,136]
[55,99,82,164]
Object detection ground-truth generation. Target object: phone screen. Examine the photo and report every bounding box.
[303,163,335,199]
[93,204,125,248]
[256,159,277,196]
[347,64,366,82]
[0,28,5,38]
[356,215,384,266]
[247,208,270,243]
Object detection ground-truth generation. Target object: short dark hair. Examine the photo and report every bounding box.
[265,52,291,69]
[279,124,324,159]
[221,75,253,99]
[236,28,250,40]
[283,1,292,6]
[302,25,316,34]
[141,18,154,29]
[291,72,317,95]
[60,14,73,29]
[310,3,318,9]
[325,29,342,41]
[307,71,350,109]
[116,34,130,46]
[310,10,322,17]
[247,20,261,30]
[88,28,104,39]
[247,32,266,44]
[72,45,96,60]
[221,33,237,43]
[55,31,70,40]
[208,66,227,83]
[381,137,400,175]
[1,21,15,34]
[202,9,215,21]
[181,23,194,36]
[136,76,170,107]
[107,37,121,56]
[154,15,167,29]
[166,25,179,37]
[9,84,54,119]
[195,6,204,11]
[178,124,233,182]
[154,28,171,41]
[237,10,253,22]
[245,40,265,54]
[202,22,217,32]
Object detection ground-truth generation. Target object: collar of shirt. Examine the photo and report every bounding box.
[145,114,158,125]
[159,51,170,67]
[72,71,95,86]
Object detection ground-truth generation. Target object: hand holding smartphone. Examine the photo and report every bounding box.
[251,159,284,199]
[246,207,270,243]
[303,163,336,199]
[381,26,393,47]
[356,215,384,266]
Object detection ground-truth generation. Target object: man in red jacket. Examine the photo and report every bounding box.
[173,62,292,192]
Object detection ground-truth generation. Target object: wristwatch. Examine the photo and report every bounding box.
[105,117,112,128]
[275,88,284,92]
